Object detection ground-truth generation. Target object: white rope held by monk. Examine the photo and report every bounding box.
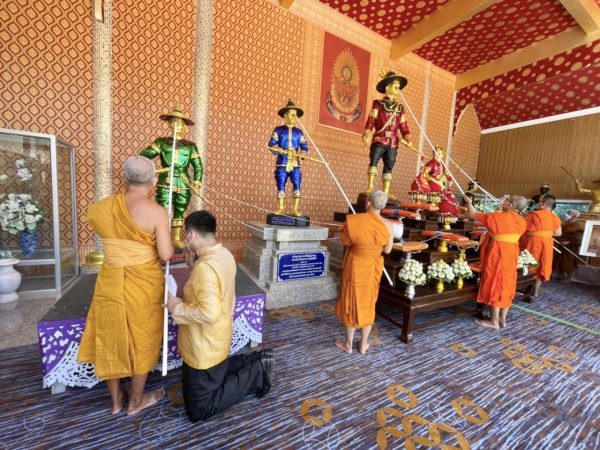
[161,130,178,376]
[298,118,394,287]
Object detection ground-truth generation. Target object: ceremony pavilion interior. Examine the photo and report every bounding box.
[0,0,599,449]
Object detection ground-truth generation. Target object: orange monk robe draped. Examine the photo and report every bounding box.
[336,211,390,327]
[78,193,164,380]
[475,211,526,308]
[520,210,561,282]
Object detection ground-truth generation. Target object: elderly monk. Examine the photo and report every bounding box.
[554,210,585,283]
[520,195,562,297]
[78,156,174,415]
[464,195,527,329]
[335,190,393,354]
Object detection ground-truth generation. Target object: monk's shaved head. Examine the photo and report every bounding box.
[508,195,527,212]
[369,190,388,210]
[541,194,556,210]
[124,156,156,186]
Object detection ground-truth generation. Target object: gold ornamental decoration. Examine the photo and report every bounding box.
[325,48,362,123]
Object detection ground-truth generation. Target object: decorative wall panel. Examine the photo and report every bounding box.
[0,0,94,246]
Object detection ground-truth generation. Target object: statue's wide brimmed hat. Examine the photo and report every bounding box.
[377,71,408,94]
[541,183,550,188]
[278,99,304,118]
[159,104,194,126]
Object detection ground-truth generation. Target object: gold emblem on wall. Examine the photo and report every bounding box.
[326,49,362,123]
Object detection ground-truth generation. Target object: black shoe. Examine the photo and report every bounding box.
[256,349,274,398]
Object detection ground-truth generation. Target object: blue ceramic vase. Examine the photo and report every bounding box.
[19,231,39,257]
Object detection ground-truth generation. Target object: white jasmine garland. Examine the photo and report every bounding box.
[516,249,538,268]
[427,259,455,283]
[451,259,474,279]
[399,259,427,286]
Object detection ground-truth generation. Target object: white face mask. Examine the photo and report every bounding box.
[184,231,195,249]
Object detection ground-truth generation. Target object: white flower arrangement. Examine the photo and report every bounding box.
[0,193,44,235]
[451,259,474,279]
[517,249,538,269]
[427,259,455,283]
[398,259,427,286]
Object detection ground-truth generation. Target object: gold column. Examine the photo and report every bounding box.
[84,0,113,269]
[190,0,214,211]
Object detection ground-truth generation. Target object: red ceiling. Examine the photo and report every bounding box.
[413,0,576,74]
[473,64,600,129]
[318,0,451,39]
[455,39,600,129]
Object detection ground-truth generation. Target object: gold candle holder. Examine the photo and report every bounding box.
[438,238,449,253]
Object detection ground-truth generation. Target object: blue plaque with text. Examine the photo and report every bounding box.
[277,251,326,282]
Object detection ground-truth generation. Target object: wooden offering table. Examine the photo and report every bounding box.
[376,274,536,344]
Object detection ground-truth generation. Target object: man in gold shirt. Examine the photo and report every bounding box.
[78,156,174,415]
[167,211,274,422]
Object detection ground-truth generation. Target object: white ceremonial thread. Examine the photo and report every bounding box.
[161,128,178,376]
[298,118,394,286]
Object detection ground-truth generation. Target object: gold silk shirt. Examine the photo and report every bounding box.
[172,243,237,370]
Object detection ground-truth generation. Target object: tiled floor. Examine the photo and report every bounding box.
[0,296,58,350]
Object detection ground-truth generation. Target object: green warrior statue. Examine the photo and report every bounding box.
[141,105,203,248]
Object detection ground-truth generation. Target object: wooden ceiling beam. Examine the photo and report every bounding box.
[279,0,295,9]
[558,0,600,35]
[390,0,500,60]
[455,27,600,90]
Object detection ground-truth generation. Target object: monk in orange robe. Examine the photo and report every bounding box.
[78,156,174,415]
[520,195,562,297]
[336,191,393,354]
[464,195,527,329]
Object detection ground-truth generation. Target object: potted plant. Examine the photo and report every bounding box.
[0,250,21,304]
[0,159,45,256]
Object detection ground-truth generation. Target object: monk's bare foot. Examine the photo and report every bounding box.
[474,318,499,330]
[111,389,128,415]
[499,320,507,328]
[127,388,165,416]
[359,343,370,355]
[335,339,352,354]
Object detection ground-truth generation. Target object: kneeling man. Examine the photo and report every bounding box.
[167,211,274,422]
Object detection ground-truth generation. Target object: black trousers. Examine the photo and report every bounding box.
[182,352,264,422]
[369,143,397,173]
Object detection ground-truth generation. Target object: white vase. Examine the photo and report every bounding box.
[522,266,528,276]
[0,258,21,303]
[405,283,416,299]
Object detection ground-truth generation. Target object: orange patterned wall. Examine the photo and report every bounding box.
[0,0,94,248]
[1,0,481,260]
[111,0,196,195]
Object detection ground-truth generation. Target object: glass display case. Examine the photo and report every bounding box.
[0,128,79,297]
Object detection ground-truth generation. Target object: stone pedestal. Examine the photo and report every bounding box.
[241,222,339,309]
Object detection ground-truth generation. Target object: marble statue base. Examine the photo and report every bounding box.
[240,222,339,309]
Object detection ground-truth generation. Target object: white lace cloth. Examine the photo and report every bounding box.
[41,313,263,389]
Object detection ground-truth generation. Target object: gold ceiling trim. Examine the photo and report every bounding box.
[558,0,600,35]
